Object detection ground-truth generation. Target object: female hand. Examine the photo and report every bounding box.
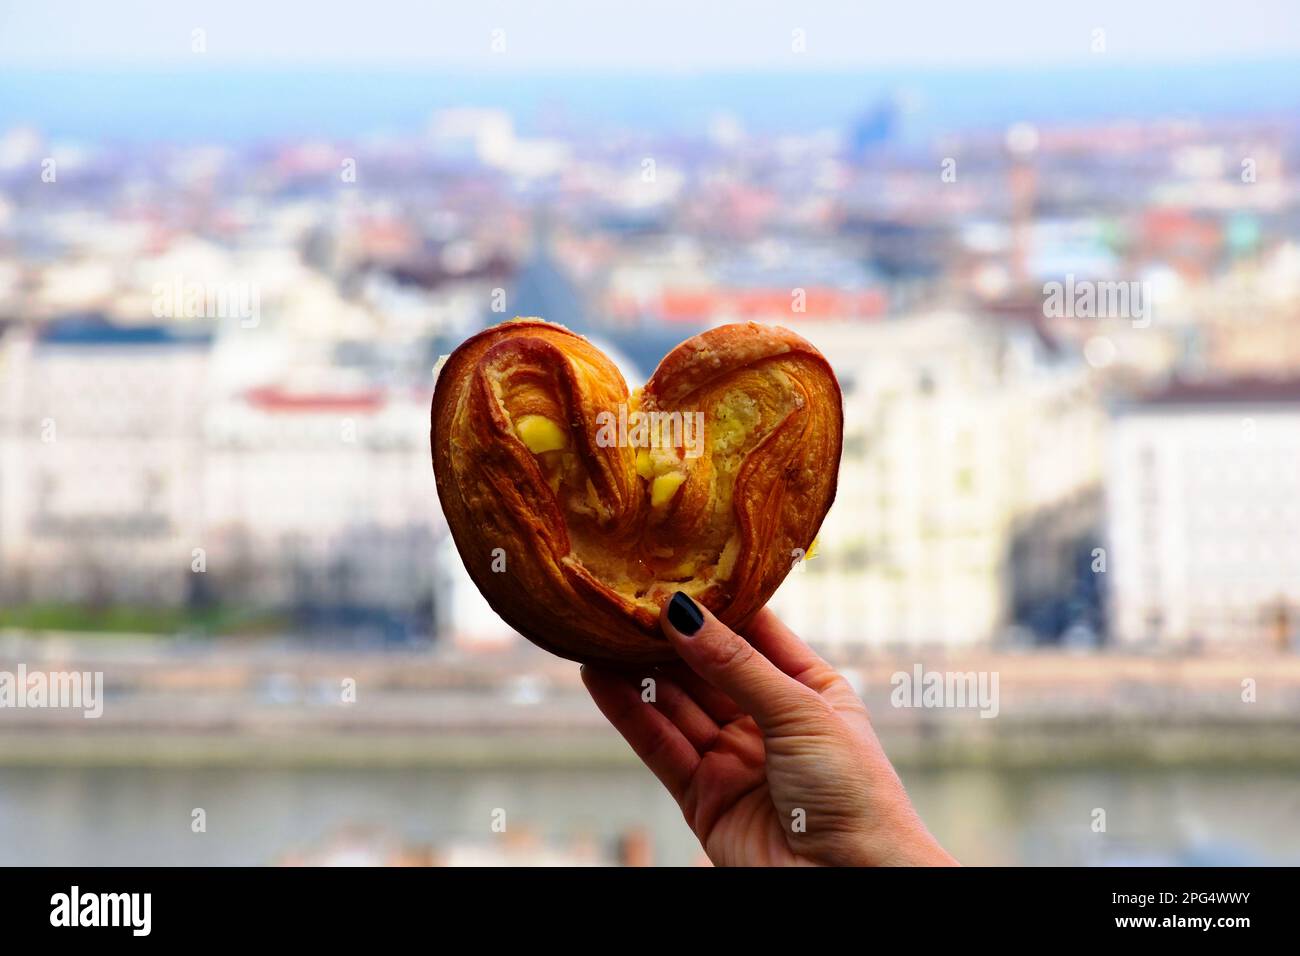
[581,592,957,866]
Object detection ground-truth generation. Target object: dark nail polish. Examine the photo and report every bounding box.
[667,591,704,635]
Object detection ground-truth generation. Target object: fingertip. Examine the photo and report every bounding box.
[580,662,620,691]
[658,601,818,731]
[580,663,625,705]
[661,590,706,639]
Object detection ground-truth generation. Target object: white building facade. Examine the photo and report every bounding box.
[1108,383,1300,649]
[203,384,439,621]
[0,317,444,640]
[767,312,1104,652]
[0,320,211,606]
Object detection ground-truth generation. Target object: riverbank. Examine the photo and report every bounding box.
[2,719,1298,769]
[2,632,1299,768]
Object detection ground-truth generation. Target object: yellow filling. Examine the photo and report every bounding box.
[712,391,760,454]
[635,450,654,479]
[516,415,568,453]
[650,471,687,507]
[507,374,789,608]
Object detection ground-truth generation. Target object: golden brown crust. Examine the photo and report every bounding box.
[430,318,843,665]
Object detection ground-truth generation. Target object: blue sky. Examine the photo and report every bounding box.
[3,0,1299,70]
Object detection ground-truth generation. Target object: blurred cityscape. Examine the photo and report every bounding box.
[3,92,1299,652]
[2,19,1300,864]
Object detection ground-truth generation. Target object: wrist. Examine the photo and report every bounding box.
[849,817,959,867]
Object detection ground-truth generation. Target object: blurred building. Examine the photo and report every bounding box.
[0,316,212,605]
[204,382,438,638]
[0,314,440,640]
[1108,379,1300,649]
[770,310,1104,650]
[0,64,1296,658]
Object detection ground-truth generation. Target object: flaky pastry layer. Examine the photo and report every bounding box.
[430,318,843,665]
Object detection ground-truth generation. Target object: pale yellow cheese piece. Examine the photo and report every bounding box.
[635,450,654,479]
[516,415,568,454]
[650,471,687,507]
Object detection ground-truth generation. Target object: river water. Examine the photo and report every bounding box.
[2,764,1298,866]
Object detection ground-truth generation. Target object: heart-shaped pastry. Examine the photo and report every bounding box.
[430,318,843,665]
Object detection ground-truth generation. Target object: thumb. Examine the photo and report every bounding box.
[661,592,825,733]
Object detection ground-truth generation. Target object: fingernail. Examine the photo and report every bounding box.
[667,591,704,636]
